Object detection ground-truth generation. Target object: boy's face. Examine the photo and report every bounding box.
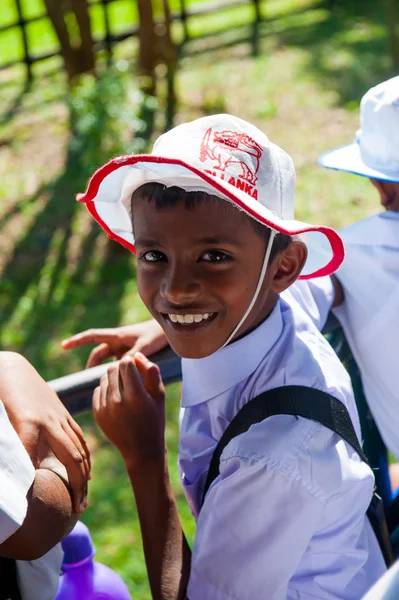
[370,179,399,211]
[132,198,279,358]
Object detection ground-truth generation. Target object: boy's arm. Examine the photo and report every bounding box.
[0,466,77,561]
[0,352,90,514]
[125,456,191,600]
[0,400,78,560]
[93,354,191,599]
[331,274,344,307]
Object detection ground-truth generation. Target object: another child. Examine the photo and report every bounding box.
[316,76,399,462]
[0,351,90,599]
[68,114,385,599]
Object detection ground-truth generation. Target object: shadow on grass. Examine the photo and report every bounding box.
[273,0,394,106]
[181,0,393,107]
[0,79,32,128]
[0,73,137,378]
[0,66,180,379]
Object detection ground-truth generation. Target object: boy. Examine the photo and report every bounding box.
[68,78,399,469]
[67,114,385,599]
[0,351,90,599]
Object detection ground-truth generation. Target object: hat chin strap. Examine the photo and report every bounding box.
[221,230,277,349]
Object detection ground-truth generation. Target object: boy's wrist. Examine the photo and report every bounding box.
[123,449,169,483]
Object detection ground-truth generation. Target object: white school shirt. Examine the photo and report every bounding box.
[298,211,399,459]
[333,211,399,460]
[0,400,62,600]
[179,290,385,600]
[362,559,399,600]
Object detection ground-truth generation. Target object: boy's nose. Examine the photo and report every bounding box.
[160,266,202,305]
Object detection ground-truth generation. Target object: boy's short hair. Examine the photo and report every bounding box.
[131,182,292,262]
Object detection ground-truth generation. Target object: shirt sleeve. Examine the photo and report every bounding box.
[0,400,35,544]
[287,277,335,331]
[187,453,325,600]
[17,544,63,600]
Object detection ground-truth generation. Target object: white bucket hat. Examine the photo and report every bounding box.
[78,114,344,279]
[319,76,399,182]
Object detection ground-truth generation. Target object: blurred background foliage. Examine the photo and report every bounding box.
[0,0,398,596]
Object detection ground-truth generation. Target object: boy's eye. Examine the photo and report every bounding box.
[201,250,231,263]
[140,250,167,263]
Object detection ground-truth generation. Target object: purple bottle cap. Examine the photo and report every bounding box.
[62,520,95,566]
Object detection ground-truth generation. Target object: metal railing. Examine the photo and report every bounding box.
[48,346,182,416]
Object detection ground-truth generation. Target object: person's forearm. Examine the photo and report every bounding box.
[331,274,344,308]
[0,468,77,560]
[126,456,191,600]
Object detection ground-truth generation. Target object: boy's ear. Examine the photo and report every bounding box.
[270,241,308,293]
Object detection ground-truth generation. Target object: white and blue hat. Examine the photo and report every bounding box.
[319,76,399,182]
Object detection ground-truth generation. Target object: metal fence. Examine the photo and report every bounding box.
[1,0,264,80]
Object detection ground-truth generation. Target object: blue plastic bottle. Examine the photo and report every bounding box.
[55,521,132,599]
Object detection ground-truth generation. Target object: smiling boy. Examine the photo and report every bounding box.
[72,114,385,599]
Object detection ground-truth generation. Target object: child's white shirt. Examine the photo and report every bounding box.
[0,400,62,600]
[179,291,385,600]
[334,211,399,460]
[298,211,399,460]
[362,558,399,600]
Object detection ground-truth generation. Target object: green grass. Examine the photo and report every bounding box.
[0,0,396,597]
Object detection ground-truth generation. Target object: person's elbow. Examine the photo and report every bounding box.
[0,534,53,561]
[0,469,77,561]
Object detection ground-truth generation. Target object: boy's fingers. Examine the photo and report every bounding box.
[128,337,158,358]
[62,423,91,482]
[119,355,146,398]
[66,416,91,472]
[45,428,88,513]
[147,365,165,402]
[61,329,119,350]
[92,386,100,414]
[99,373,109,409]
[107,364,120,397]
[86,343,113,368]
[134,353,165,401]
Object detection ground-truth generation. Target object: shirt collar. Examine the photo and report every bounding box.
[181,300,284,407]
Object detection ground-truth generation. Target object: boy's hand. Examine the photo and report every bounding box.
[0,352,90,514]
[62,320,168,368]
[92,353,166,470]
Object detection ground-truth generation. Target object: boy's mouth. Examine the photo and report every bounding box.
[161,312,217,334]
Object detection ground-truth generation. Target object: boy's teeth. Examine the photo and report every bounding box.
[168,313,211,324]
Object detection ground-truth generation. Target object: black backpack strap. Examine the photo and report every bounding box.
[202,385,367,504]
[0,557,21,600]
[201,385,394,566]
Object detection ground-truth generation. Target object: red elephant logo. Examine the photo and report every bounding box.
[200,128,262,186]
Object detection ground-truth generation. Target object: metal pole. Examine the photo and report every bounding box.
[48,347,182,416]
